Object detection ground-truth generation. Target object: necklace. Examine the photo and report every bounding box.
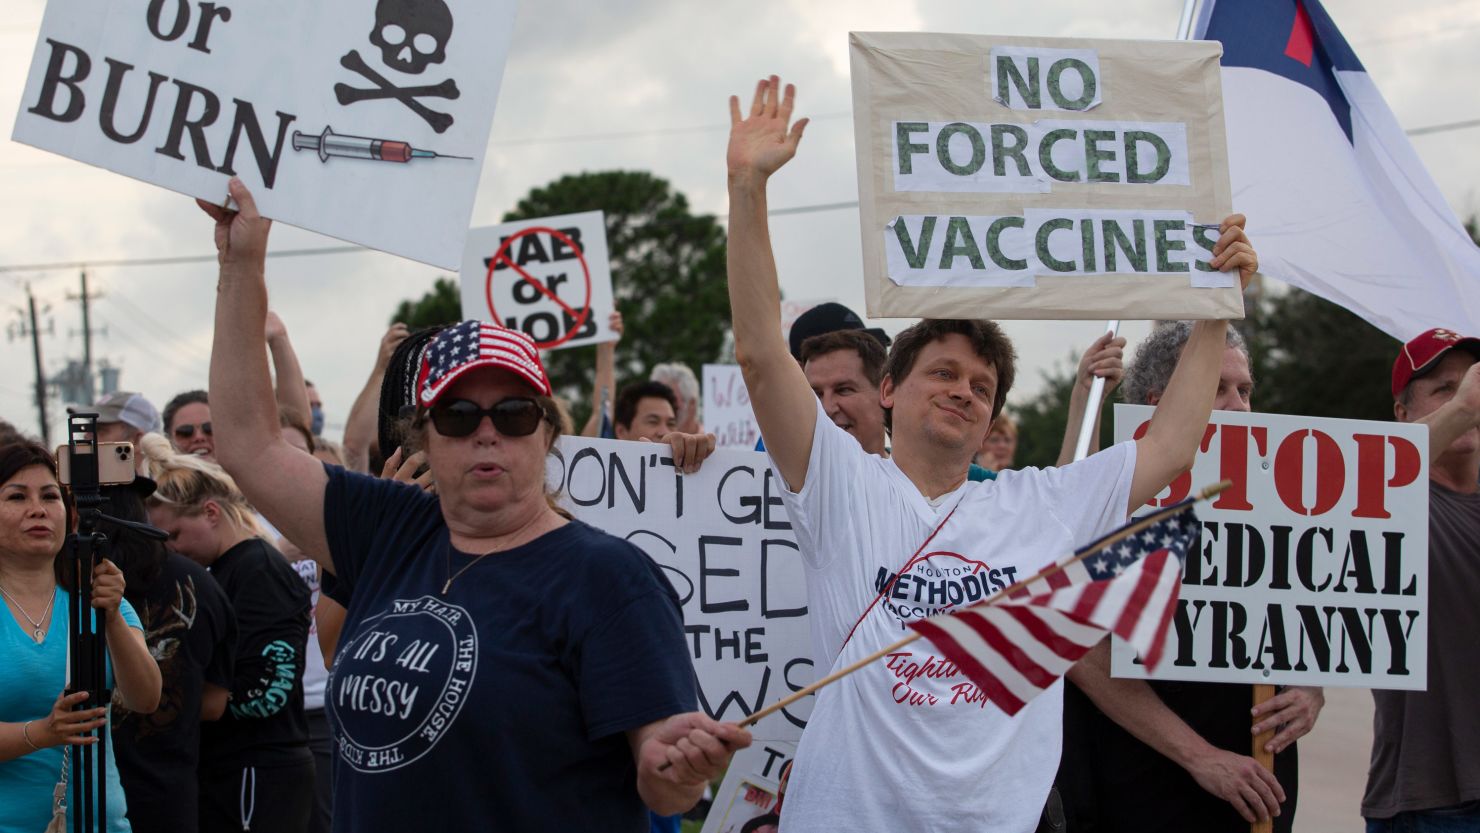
[0,583,54,643]
[443,548,497,595]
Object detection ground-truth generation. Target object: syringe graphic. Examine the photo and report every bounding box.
[291,126,471,164]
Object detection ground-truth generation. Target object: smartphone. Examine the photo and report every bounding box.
[56,442,137,487]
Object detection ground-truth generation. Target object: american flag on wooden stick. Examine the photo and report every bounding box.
[908,504,1202,716]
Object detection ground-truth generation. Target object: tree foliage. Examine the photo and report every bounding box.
[1008,286,1406,469]
[390,171,728,425]
[391,277,460,329]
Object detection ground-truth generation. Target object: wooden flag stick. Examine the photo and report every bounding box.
[1250,683,1278,833]
[734,480,1231,729]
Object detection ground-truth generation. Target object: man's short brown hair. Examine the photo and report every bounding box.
[799,329,887,388]
[883,319,1017,419]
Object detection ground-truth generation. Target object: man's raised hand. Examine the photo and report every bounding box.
[728,75,809,185]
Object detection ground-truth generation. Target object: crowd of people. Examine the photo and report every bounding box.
[0,74,1475,833]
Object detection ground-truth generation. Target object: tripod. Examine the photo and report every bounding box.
[60,414,164,833]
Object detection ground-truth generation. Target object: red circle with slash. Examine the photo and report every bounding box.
[484,226,593,350]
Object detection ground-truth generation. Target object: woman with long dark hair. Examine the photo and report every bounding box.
[0,440,161,832]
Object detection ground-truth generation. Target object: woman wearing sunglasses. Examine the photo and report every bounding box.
[197,179,748,833]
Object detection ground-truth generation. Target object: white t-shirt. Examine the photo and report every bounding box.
[773,401,1135,833]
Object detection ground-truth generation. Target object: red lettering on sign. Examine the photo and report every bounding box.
[1212,424,1269,511]
[1273,429,1345,516]
[1351,434,1422,519]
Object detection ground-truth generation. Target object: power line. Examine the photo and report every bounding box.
[488,111,852,148]
[1406,117,1480,137]
[0,199,862,274]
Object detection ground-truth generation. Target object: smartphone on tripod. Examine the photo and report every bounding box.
[55,442,136,487]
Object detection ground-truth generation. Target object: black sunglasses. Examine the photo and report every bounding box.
[429,398,546,438]
[173,421,212,439]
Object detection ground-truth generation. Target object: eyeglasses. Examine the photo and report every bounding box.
[173,422,212,439]
[428,398,546,438]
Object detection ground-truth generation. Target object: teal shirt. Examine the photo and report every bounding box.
[967,463,998,481]
[0,590,140,833]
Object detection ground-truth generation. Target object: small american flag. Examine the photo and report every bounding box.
[418,320,551,405]
[909,505,1201,716]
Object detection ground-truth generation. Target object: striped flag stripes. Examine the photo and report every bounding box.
[909,507,1201,716]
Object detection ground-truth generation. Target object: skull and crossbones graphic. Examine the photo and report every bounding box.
[335,0,459,133]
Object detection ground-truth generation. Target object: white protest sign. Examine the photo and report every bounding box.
[549,438,814,740]
[850,32,1242,320]
[1110,405,1429,689]
[12,0,515,269]
[459,211,617,351]
[703,364,760,451]
[699,740,795,833]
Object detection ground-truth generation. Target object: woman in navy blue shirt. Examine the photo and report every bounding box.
[197,180,749,832]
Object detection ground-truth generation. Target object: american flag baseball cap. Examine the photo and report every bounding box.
[1392,327,1480,398]
[417,320,552,407]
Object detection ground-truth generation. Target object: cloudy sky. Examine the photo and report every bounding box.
[2,0,1477,442]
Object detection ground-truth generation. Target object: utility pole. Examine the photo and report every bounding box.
[66,270,104,404]
[26,286,50,447]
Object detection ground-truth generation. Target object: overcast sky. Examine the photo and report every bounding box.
[2,0,1477,442]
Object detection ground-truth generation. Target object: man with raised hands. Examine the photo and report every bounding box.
[725,75,1258,832]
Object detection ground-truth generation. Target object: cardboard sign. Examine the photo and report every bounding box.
[459,211,617,351]
[549,438,814,740]
[700,740,795,833]
[1110,406,1429,689]
[849,32,1242,320]
[12,0,515,269]
[703,364,760,451]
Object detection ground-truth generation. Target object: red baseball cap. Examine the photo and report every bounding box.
[417,320,552,408]
[1392,327,1480,398]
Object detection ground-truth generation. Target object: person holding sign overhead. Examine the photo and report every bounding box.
[1059,321,1325,832]
[198,178,749,832]
[725,75,1257,832]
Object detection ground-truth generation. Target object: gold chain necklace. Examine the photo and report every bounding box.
[0,583,54,643]
[443,548,497,595]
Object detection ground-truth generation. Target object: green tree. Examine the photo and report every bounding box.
[1244,287,1399,422]
[391,171,729,426]
[391,277,460,328]
[1009,357,1114,471]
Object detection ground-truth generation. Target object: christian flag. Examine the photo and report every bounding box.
[1197,0,1480,340]
[908,506,1201,716]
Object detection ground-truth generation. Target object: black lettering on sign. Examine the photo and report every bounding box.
[698,535,747,614]
[696,667,770,722]
[485,227,585,271]
[780,658,813,731]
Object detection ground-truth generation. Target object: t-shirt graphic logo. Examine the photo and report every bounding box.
[873,550,1020,628]
[329,595,478,773]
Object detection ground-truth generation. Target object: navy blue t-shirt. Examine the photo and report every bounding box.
[321,465,697,832]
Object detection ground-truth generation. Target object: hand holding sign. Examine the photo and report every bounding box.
[1250,685,1325,755]
[196,178,271,272]
[1209,214,1258,291]
[727,76,809,185]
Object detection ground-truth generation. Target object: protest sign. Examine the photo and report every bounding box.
[700,740,795,833]
[1110,405,1429,689]
[459,211,617,351]
[849,32,1242,320]
[703,364,760,451]
[12,0,514,269]
[549,438,814,740]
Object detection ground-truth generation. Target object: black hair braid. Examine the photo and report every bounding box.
[376,325,446,461]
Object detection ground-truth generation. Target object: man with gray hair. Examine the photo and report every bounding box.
[1058,320,1325,833]
[649,363,701,434]
[1121,320,1255,413]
